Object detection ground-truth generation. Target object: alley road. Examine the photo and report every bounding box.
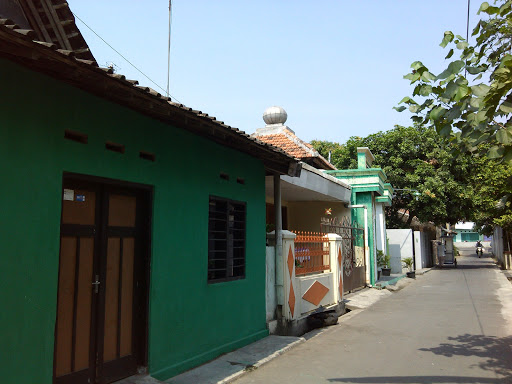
[235,251,512,384]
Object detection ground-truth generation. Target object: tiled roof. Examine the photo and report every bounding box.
[257,133,315,159]
[0,19,301,177]
[254,129,336,170]
[0,0,95,63]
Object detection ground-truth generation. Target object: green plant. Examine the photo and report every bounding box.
[453,245,460,256]
[402,257,414,272]
[377,250,390,268]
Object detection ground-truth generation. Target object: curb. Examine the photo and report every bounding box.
[217,338,306,384]
[375,274,406,288]
[416,267,433,275]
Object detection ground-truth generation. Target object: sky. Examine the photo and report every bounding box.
[68,1,482,144]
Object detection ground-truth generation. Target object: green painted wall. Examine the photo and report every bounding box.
[0,59,268,383]
[454,230,482,242]
[350,191,376,285]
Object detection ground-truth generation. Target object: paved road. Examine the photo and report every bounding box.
[234,250,512,384]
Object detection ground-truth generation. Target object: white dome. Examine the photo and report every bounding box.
[263,106,287,125]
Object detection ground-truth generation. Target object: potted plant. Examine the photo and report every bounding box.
[402,257,415,278]
[377,250,391,277]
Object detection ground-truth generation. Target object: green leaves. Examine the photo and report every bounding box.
[497,129,512,144]
[397,0,512,164]
[440,31,454,48]
[471,84,490,97]
[500,101,512,113]
[430,106,446,121]
[478,2,490,14]
[488,145,505,158]
[436,60,465,80]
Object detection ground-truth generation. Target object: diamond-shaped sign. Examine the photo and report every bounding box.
[302,280,329,306]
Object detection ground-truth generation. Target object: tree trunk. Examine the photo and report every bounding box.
[406,211,415,227]
[505,229,512,252]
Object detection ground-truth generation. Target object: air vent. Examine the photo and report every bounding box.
[105,142,125,154]
[64,130,88,144]
[139,151,155,162]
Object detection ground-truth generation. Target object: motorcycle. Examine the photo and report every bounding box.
[476,243,483,257]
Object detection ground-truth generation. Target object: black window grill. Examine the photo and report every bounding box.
[208,196,246,282]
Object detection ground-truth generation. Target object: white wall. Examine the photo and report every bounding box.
[375,203,387,254]
[387,229,414,273]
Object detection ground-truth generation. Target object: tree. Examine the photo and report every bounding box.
[472,159,512,250]
[396,0,512,163]
[312,125,479,228]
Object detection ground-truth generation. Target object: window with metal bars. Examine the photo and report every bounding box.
[208,196,246,282]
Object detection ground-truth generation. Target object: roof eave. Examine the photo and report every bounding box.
[0,25,300,177]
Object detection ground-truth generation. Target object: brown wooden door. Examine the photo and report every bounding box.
[54,178,150,384]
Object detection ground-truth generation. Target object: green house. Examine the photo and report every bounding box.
[326,148,393,285]
[0,22,300,384]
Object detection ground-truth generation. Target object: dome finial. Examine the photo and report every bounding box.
[263,106,287,125]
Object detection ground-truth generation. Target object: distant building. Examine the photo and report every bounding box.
[454,222,483,242]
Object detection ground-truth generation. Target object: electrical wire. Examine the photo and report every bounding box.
[72,11,182,104]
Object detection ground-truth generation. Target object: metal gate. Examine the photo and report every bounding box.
[321,217,366,292]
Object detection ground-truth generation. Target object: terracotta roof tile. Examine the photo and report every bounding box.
[257,134,315,159]
[254,129,336,170]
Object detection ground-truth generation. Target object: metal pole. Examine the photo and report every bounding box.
[274,174,283,304]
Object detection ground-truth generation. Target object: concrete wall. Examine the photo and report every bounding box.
[266,246,276,322]
[0,59,268,383]
[387,229,414,273]
[268,232,343,335]
[287,201,349,232]
[491,226,510,269]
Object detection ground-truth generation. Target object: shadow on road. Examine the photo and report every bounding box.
[419,334,512,379]
[327,376,505,383]
[328,334,512,383]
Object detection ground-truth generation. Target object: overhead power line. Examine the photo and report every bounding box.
[72,12,182,104]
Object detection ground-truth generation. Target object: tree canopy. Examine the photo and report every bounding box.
[396,0,512,164]
[312,125,479,227]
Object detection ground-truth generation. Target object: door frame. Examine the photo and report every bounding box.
[53,172,153,384]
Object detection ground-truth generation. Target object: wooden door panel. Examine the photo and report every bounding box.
[62,189,96,225]
[108,195,136,227]
[55,235,94,381]
[55,236,77,377]
[55,181,149,384]
[120,237,134,357]
[74,237,94,371]
[104,237,121,363]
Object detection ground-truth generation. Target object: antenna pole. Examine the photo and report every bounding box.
[167,0,172,98]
